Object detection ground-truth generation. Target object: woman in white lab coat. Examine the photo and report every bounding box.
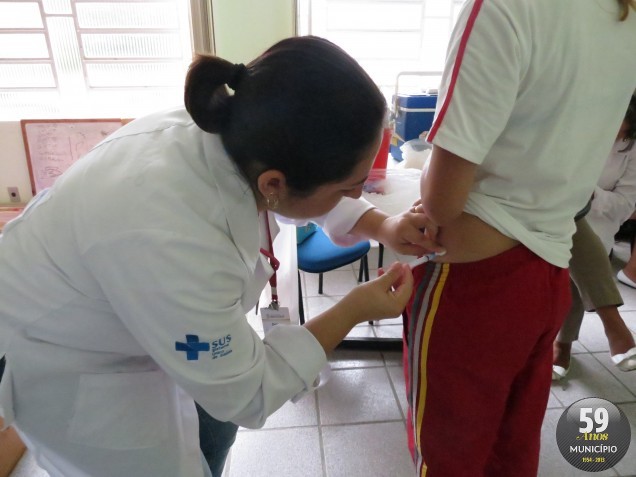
[0,36,438,477]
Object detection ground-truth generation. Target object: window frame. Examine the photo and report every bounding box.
[0,0,213,120]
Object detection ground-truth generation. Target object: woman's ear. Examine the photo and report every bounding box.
[256,170,287,202]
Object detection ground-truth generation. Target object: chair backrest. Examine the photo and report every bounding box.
[296,222,317,245]
[296,225,370,274]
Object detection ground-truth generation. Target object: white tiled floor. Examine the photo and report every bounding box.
[11,242,636,477]
[227,241,636,477]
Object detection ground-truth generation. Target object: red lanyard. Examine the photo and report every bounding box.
[259,212,280,306]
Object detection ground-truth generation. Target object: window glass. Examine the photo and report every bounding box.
[0,0,193,120]
[298,0,466,100]
[0,3,43,28]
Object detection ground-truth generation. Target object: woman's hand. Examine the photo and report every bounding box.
[337,262,413,324]
[376,204,444,257]
[304,263,413,352]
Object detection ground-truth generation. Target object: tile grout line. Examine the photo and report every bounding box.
[382,354,407,421]
[314,391,329,477]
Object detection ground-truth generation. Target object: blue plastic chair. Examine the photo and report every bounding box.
[296,225,370,325]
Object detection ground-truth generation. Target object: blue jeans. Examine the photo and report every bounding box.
[197,403,238,477]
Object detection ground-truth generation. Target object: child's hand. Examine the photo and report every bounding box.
[339,262,413,323]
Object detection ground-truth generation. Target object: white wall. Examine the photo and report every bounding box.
[212,0,295,62]
[0,0,295,206]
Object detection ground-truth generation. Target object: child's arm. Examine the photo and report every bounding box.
[418,144,520,263]
[420,145,477,226]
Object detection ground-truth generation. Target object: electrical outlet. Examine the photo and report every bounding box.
[7,186,21,203]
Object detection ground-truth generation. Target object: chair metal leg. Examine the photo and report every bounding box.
[360,255,374,325]
[319,273,324,294]
[298,271,305,325]
[358,255,370,283]
[378,243,384,269]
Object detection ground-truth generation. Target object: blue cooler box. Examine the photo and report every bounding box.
[391,93,437,161]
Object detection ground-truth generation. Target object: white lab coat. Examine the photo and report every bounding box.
[0,108,374,477]
[586,139,636,253]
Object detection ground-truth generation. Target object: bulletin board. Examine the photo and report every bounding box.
[20,119,125,194]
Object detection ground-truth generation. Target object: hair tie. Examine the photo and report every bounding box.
[227,63,247,90]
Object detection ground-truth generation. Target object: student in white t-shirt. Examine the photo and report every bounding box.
[404,1,636,476]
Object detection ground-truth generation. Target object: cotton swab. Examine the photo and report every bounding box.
[407,250,446,269]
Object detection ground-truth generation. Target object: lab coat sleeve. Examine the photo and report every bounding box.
[83,227,326,429]
[591,147,636,227]
[277,197,375,247]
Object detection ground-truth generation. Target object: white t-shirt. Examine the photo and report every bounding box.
[428,0,636,267]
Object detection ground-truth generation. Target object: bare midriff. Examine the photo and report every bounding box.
[433,212,520,263]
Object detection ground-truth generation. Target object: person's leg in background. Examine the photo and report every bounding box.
[404,246,570,477]
[597,306,636,369]
[554,218,635,377]
[196,403,238,477]
[553,218,597,376]
[0,358,26,477]
[552,279,583,378]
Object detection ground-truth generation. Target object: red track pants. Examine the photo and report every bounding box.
[403,246,570,477]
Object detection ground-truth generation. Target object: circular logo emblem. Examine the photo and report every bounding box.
[556,397,631,471]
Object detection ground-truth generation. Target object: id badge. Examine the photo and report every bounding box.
[260,305,291,333]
